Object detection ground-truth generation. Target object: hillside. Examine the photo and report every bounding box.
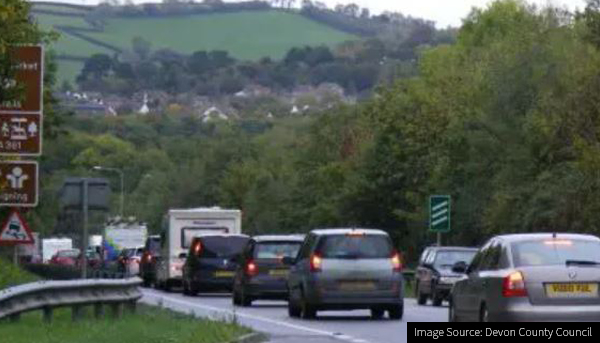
[31,4,358,84]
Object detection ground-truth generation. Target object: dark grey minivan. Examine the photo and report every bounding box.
[286,228,403,320]
[450,233,600,322]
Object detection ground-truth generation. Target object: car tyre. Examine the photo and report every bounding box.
[388,304,403,320]
[448,299,458,322]
[480,304,489,323]
[416,283,428,305]
[300,290,316,319]
[233,288,242,306]
[142,277,151,288]
[371,309,385,320]
[288,288,302,318]
[432,291,443,307]
[240,288,253,307]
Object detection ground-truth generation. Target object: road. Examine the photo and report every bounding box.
[141,288,447,343]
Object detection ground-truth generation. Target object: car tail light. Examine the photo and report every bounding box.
[246,260,258,277]
[310,254,322,273]
[502,271,527,297]
[193,241,203,255]
[391,251,402,272]
[144,253,152,263]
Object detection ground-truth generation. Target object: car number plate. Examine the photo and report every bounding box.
[339,281,376,291]
[269,269,289,277]
[214,271,234,278]
[545,283,598,298]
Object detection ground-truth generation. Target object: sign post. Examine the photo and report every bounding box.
[429,195,451,246]
[0,45,44,264]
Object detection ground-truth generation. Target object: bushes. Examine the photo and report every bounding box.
[0,259,39,289]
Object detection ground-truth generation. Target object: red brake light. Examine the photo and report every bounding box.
[391,251,402,272]
[310,254,322,273]
[246,260,258,277]
[193,241,203,255]
[502,271,527,297]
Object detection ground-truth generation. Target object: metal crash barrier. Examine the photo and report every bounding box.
[0,278,142,323]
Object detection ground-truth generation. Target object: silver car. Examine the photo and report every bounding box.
[450,233,600,322]
[286,228,404,320]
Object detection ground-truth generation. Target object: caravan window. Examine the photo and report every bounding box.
[181,227,229,248]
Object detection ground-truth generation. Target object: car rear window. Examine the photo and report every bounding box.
[318,234,393,259]
[147,238,161,253]
[512,239,600,267]
[199,236,250,258]
[434,250,477,269]
[181,227,229,248]
[254,242,302,259]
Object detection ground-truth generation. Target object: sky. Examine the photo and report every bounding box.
[31,0,588,27]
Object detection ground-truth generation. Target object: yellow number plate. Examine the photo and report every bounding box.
[214,271,234,278]
[269,269,289,277]
[339,281,376,291]
[545,283,598,298]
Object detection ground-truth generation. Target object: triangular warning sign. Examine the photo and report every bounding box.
[0,209,34,245]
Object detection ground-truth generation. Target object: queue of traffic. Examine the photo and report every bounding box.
[133,207,600,322]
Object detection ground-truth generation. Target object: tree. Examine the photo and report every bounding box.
[78,54,113,81]
[131,36,152,60]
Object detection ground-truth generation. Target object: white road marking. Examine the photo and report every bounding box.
[142,289,373,343]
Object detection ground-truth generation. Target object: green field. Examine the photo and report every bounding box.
[32,4,91,15]
[0,305,251,343]
[31,7,358,84]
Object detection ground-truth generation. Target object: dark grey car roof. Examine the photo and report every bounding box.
[494,233,600,243]
[252,235,305,242]
[426,246,478,251]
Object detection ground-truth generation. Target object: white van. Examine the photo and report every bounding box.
[155,207,242,291]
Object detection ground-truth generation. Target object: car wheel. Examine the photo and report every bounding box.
[416,283,428,306]
[233,288,242,306]
[142,277,151,288]
[183,279,191,296]
[240,288,253,307]
[288,288,302,318]
[480,304,489,323]
[164,279,172,293]
[300,289,316,319]
[388,304,403,320]
[432,291,443,307]
[448,299,458,322]
[371,309,385,320]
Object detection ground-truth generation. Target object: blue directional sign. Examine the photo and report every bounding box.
[429,195,450,233]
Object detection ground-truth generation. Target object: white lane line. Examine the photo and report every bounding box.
[142,289,373,343]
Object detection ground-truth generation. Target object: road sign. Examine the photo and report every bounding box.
[0,161,38,207]
[429,195,450,233]
[0,46,44,114]
[0,113,41,156]
[0,209,34,245]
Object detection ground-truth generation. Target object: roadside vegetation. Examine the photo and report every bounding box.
[0,305,251,343]
[0,259,39,289]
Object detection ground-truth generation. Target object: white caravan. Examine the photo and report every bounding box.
[155,207,242,290]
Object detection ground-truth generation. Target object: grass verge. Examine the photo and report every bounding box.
[0,304,251,343]
[0,258,39,289]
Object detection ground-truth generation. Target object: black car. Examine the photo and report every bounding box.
[182,234,250,295]
[140,235,161,287]
[415,246,477,306]
[232,235,305,307]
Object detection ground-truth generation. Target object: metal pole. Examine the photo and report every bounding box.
[119,170,124,217]
[437,232,441,246]
[13,245,18,266]
[82,178,89,279]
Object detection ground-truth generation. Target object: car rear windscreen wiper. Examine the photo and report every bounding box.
[566,260,600,266]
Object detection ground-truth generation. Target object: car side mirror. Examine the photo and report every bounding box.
[452,261,468,274]
[179,252,188,259]
[282,257,295,266]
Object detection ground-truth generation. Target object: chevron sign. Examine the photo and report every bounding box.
[429,195,451,233]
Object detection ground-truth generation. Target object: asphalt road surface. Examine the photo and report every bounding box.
[141,288,447,343]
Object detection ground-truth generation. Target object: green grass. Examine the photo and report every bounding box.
[0,258,39,289]
[55,59,85,86]
[31,9,358,83]
[88,11,356,60]
[0,305,251,343]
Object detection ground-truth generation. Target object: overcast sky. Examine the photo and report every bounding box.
[32,0,588,27]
